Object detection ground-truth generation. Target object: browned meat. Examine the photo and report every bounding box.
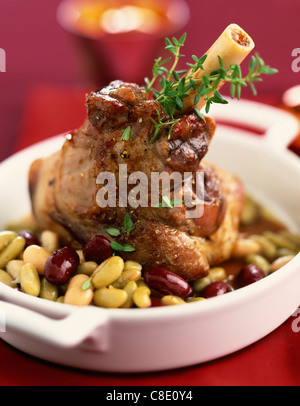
[29,80,244,281]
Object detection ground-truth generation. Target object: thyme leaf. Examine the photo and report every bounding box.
[154,196,183,209]
[82,277,92,291]
[122,212,135,235]
[106,227,121,237]
[121,126,131,141]
[105,213,135,252]
[111,241,136,252]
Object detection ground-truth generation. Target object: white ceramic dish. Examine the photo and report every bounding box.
[0,99,300,373]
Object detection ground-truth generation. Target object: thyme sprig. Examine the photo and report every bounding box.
[149,110,180,144]
[106,213,135,237]
[145,33,277,139]
[199,54,278,113]
[106,213,135,252]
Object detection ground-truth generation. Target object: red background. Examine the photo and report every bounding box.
[0,0,300,162]
[1,0,300,386]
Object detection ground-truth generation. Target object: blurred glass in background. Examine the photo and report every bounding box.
[2,0,300,162]
[57,0,190,86]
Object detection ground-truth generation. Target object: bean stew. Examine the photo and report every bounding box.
[0,195,299,309]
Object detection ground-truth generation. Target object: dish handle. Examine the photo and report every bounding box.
[0,300,110,352]
[211,99,300,152]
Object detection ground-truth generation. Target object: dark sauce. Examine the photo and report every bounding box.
[217,210,288,294]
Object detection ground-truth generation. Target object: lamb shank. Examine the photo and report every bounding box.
[29,80,244,281]
[29,24,258,281]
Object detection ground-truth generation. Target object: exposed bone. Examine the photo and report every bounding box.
[181,23,255,114]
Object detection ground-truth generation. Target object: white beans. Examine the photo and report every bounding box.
[40,230,59,253]
[92,256,124,289]
[270,255,294,272]
[77,261,98,276]
[250,235,277,259]
[23,245,50,275]
[263,231,298,251]
[192,276,211,292]
[123,260,142,273]
[208,267,227,282]
[6,259,24,280]
[93,286,128,308]
[112,267,142,289]
[0,231,18,251]
[132,286,151,308]
[40,277,59,301]
[0,206,298,310]
[245,254,270,274]
[161,295,185,306]
[0,236,25,269]
[0,269,17,288]
[64,274,94,306]
[240,196,258,226]
[19,263,41,296]
[232,238,261,258]
[121,281,138,308]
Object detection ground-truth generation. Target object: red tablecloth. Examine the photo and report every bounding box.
[1,85,300,386]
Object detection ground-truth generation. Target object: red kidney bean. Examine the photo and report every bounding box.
[18,230,40,248]
[143,267,194,298]
[83,235,113,263]
[44,246,79,285]
[202,281,231,298]
[150,298,165,307]
[236,264,265,288]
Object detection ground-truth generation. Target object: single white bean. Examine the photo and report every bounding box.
[64,274,94,306]
[23,245,50,275]
[0,269,17,288]
[19,263,41,297]
[40,277,59,301]
[77,261,98,276]
[93,286,127,308]
[270,255,294,272]
[92,256,124,289]
[6,259,24,280]
[40,230,59,253]
[132,286,151,308]
[0,231,18,251]
[0,236,25,269]
[161,295,186,306]
[232,238,260,258]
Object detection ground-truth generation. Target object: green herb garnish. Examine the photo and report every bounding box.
[199,54,278,113]
[149,110,181,144]
[106,213,135,237]
[106,227,121,237]
[154,196,183,209]
[81,277,92,291]
[121,126,131,141]
[106,213,135,252]
[145,33,277,141]
[110,241,136,252]
[122,212,135,235]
